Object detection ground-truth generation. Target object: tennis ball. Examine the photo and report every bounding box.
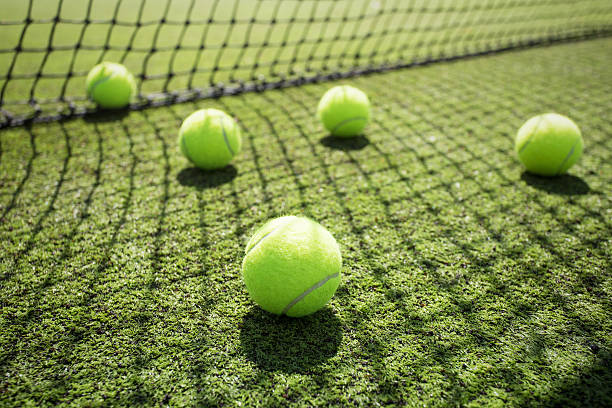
[242,216,342,317]
[515,113,583,176]
[178,108,242,170]
[317,85,371,137]
[86,62,136,109]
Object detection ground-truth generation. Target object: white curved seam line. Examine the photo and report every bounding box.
[555,139,579,175]
[331,116,367,134]
[87,74,115,101]
[245,230,275,256]
[181,134,190,161]
[220,117,234,156]
[282,272,339,315]
[518,116,546,154]
[245,219,295,255]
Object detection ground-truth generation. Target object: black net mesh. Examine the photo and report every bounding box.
[1,0,612,127]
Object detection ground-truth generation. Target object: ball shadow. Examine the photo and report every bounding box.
[176,165,238,189]
[320,135,370,151]
[83,109,130,123]
[239,307,342,374]
[521,171,590,196]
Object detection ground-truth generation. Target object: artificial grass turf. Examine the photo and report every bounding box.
[0,38,611,406]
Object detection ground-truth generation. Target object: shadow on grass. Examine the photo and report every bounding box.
[320,135,370,151]
[82,109,130,123]
[176,165,238,189]
[540,348,611,407]
[240,307,342,374]
[521,172,590,195]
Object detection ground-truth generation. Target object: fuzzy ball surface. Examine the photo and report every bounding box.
[242,216,342,317]
[317,85,371,137]
[86,62,136,109]
[515,113,583,176]
[178,108,242,170]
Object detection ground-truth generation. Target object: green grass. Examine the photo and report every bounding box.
[1,0,612,119]
[1,38,611,407]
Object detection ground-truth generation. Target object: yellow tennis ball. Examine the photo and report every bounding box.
[515,113,583,176]
[317,85,371,137]
[242,216,342,317]
[86,62,136,109]
[178,108,242,170]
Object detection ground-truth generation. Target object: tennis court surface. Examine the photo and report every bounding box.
[1,1,611,407]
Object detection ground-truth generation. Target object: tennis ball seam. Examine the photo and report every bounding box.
[554,138,580,175]
[281,272,339,315]
[518,115,546,154]
[331,116,368,134]
[245,229,275,256]
[180,132,191,163]
[87,73,116,101]
[180,114,237,168]
[245,218,297,256]
[219,117,235,156]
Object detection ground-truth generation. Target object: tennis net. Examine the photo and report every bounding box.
[1,0,611,127]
